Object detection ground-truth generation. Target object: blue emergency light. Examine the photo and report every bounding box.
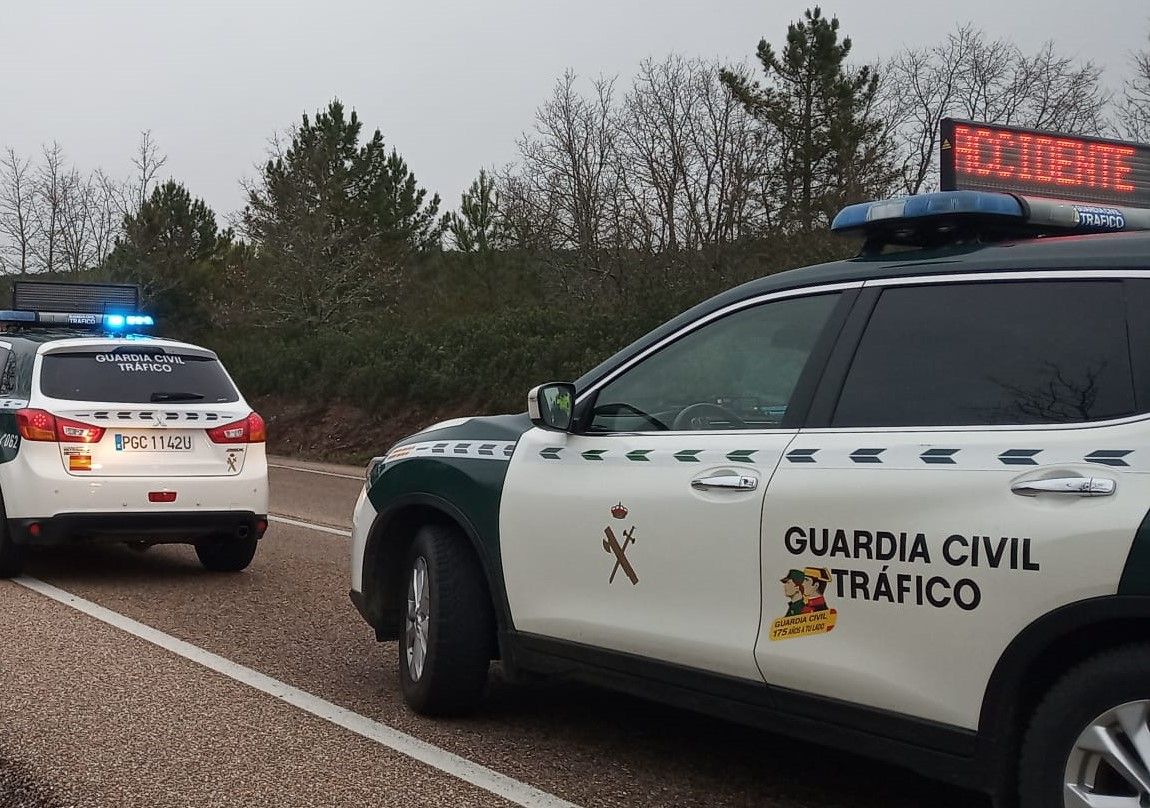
[103,314,154,330]
[832,190,1024,232]
[832,190,1150,250]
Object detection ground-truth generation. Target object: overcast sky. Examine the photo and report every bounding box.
[2,1,1147,221]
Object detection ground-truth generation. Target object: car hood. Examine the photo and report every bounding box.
[390,412,534,451]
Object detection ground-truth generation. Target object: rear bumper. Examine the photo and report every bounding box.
[8,511,268,546]
[0,442,268,520]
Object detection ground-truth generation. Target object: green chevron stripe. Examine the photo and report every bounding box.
[726,449,757,463]
[539,447,563,460]
[626,450,652,462]
[581,449,607,461]
[673,450,703,462]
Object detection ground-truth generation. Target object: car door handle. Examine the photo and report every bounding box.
[1010,477,1116,497]
[691,474,758,491]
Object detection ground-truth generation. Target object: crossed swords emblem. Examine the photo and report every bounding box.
[603,525,638,585]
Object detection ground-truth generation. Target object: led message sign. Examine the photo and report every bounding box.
[940,119,1150,208]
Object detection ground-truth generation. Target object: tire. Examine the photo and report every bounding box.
[0,521,24,578]
[0,493,23,578]
[195,534,258,572]
[398,523,493,716]
[1019,644,1150,808]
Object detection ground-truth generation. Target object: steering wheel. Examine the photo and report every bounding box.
[672,402,748,431]
[593,402,670,431]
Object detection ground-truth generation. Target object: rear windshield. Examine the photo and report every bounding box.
[39,349,240,404]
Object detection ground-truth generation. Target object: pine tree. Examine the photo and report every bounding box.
[722,7,896,231]
[242,100,442,329]
[104,180,230,331]
[444,170,501,253]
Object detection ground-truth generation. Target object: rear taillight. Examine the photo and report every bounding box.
[16,409,56,441]
[207,411,266,444]
[207,420,247,443]
[56,416,105,443]
[246,412,266,443]
[15,409,105,443]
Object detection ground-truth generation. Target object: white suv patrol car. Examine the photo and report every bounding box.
[0,281,268,578]
[350,123,1150,808]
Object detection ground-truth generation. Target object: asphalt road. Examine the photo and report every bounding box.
[0,457,991,808]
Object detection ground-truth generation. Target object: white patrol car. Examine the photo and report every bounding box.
[0,281,268,578]
[349,122,1150,807]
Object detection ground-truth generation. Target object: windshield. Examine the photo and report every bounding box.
[39,349,240,404]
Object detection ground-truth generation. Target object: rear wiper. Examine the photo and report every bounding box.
[149,391,205,402]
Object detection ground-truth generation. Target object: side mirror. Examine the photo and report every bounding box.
[528,382,576,432]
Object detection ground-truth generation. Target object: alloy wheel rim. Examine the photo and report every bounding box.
[1065,699,1150,807]
[405,557,430,682]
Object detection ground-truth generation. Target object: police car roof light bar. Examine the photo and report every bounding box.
[0,281,154,333]
[0,309,155,332]
[831,190,1150,251]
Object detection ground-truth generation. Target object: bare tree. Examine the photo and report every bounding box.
[617,56,767,252]
[57,168,90,272]
[618,56,693,252]
[89,169,123,266]
[1011,42,1110,134]
[885,26,1113,194]
[882,28,970,194]
[56,168,121,273]
[683,62,770,247]
[954,31,1027,125]
[1,136,144,275]
[128,130,167,215]
[1119,34,1150,142]
[99,130,169,221]
[494,164,563,252]
[31,142,68,273]
[0,148,36,274]
[505,59,770,267]
[517,72,622,255]
[506,72,632,294]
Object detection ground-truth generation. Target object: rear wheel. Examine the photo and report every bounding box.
[195,534,258,572]
[1019,644,1150,808]
[398,523,493,715]
[0,521,24,578]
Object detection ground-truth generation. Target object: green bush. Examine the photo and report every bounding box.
[202,232,856,415]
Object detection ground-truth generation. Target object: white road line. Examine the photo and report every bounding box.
[269,462,362,481]
[268,514,352,537]
[14,576,580,808]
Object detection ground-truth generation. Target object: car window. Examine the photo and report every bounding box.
[0,348,13,397]
[589,293,841,432]
[39,349,240,404]
[832,280,1136,428]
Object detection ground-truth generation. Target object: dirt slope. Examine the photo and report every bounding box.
[254,395,504,465]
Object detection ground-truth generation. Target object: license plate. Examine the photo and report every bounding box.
[114,432,194,452]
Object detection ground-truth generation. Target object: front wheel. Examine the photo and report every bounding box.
[398,523,493,716]
[195,535,258,572]
[1019,644,1150,808]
